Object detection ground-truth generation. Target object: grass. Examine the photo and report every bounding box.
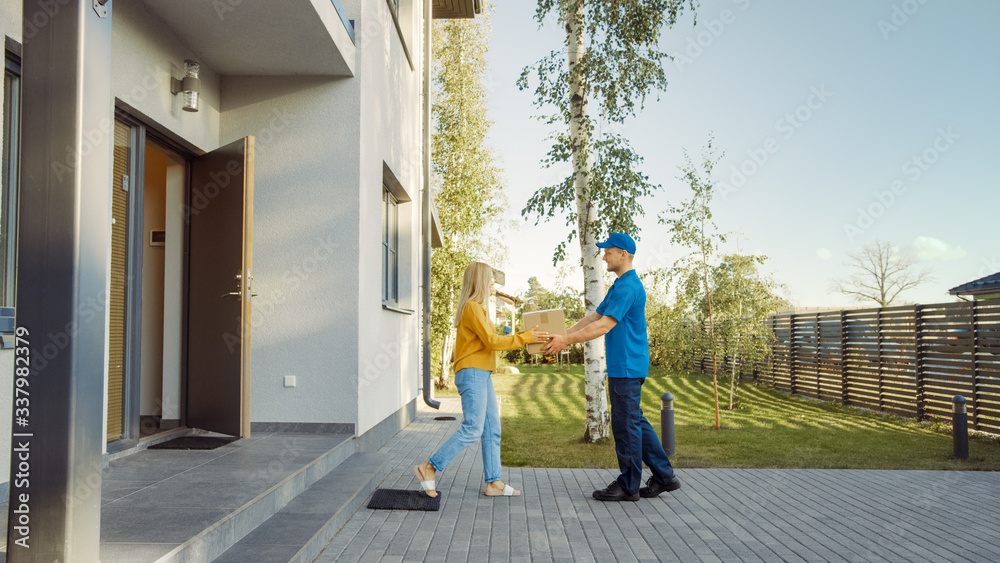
[438,364,1000,470]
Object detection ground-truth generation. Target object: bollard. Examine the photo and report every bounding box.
[953,395,969,460]
[661,392,675,456]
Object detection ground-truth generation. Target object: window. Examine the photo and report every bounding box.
[1,56,21,307]
[382,187,399,305]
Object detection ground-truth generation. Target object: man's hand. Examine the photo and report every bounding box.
[541,334,570,354]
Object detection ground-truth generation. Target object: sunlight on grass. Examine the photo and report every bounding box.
[440,365,1000,470]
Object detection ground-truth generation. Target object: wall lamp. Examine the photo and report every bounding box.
[171,60,201,112]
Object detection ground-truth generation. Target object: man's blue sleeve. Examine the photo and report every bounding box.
[597,285,634,322]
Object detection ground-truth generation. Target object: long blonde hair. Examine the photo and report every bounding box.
[453,262,493,327]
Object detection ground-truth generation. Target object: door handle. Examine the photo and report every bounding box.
[221,291,241,298]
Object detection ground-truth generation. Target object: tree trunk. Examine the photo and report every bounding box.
[437,329,455,389]
[705,250,719,430]
[566,0,610,443]
[730,289,743,410]
[729,351,737,410]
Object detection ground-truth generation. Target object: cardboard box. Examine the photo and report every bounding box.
[522,308,567,355]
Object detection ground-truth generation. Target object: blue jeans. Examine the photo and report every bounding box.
[608,377,675,495]
[429,368,502,483]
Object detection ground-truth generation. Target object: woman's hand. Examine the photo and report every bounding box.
[529,325,549,343]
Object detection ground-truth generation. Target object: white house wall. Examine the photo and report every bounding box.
[0,1,424,484]
[351,0,423,436]
[220,75,362,427]
[111,1,221,152]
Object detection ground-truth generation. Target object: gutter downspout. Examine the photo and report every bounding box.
[422,0,440,409]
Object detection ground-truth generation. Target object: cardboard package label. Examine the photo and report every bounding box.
[522,308,567,355]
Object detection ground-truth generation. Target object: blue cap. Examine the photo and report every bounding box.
[596,232,636,254]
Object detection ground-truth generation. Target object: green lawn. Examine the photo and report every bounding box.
[437,364,1000,470]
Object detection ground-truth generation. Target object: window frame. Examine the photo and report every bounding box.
[382,186,399,306]
[1,55,22,309]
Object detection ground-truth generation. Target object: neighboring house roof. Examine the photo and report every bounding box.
[495,291,523,306]
[948,271,1000,296]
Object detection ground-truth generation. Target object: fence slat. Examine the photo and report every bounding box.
[684,299,999,437]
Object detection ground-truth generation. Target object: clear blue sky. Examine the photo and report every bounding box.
[483,0,1000,307]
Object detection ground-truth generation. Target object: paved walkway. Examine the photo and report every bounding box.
[315,398,1000,562]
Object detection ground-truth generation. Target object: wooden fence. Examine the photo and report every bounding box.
[693,300,1000,435]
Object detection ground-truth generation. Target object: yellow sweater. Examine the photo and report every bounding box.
[453,301,535,372]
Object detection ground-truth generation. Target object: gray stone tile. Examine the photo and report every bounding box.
[99,542,179,563]
[213,541,302,563]
[100,506,230,543]
[237,512,331,546]
[103,479,272,509]
[102,458,194,483]
[100,480,151,505]
[166,460,302,483]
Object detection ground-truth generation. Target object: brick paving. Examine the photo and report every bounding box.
[315,398,1000,562]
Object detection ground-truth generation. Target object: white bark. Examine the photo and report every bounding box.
[567,0,610,442]
[729,351,737,410]
[438,329,455,388]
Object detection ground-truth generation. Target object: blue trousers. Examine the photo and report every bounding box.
[429,368,502,483]
[608,376,675,495]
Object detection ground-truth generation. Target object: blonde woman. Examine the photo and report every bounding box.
[414,262,547,498]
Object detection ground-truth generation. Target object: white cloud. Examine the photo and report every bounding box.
[911,236,967,261]
[817,248,832,260]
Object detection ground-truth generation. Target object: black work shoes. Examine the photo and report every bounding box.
[592,480,639,502]
[639,476,682,498]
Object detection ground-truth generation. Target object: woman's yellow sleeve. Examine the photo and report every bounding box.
[463,302,535,351]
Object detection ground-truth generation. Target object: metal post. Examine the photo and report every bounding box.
[953,395,968,460]
[660,392,675,456]
[420,0,438,410]
[7,1,112,560]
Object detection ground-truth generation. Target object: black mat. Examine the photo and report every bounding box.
[148,436,238,450]
[367,488,440,511]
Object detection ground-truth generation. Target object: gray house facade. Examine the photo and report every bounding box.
[0,0,476,559]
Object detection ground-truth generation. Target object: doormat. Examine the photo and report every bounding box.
[434,416,457,421]
[367,489,440,511]
[148,436,238,450]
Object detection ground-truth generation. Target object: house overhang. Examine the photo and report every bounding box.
[141,0,356,76]
[433,0,482,19]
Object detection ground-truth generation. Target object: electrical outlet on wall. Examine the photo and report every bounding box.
[283,375,296,388]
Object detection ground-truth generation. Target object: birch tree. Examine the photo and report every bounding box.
[519,0,698,442]
[709,253,785,409]
[660,145,726,429]
[430,5,508,388]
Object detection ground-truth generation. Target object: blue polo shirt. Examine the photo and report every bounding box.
[595,269,649,379]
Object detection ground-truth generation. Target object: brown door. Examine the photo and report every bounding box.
[186,137,254,437]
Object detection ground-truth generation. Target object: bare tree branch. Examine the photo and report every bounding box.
[830,240,933,307]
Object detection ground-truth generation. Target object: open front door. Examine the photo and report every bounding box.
[186,137,254,437]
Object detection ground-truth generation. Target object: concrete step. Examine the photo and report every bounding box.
[99,433,355,563]
[212,452,390,563]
